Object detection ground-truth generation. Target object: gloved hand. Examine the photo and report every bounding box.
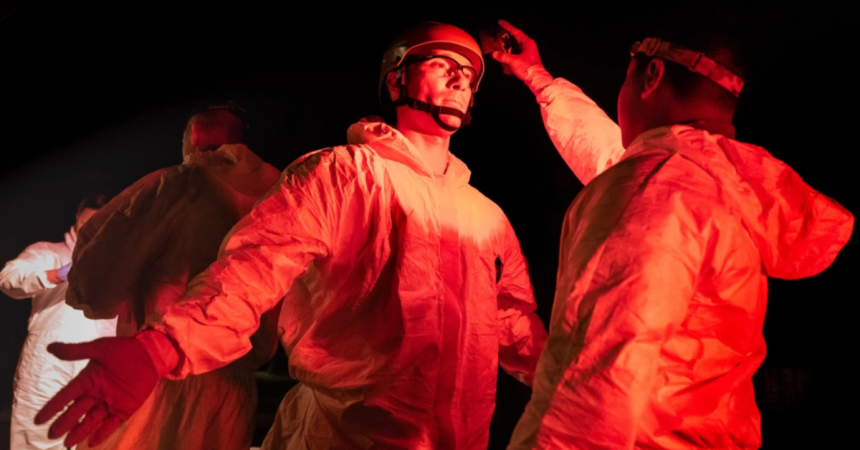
[34,334,167,447]
[56,263,72,282]
[491,20,546,83]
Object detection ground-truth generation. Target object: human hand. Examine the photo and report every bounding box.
[35,336,162,447]
[491,20,544,81]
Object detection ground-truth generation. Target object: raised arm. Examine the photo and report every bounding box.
[493,20,626,185]
[0,243,63,299]
[496,219,548,386]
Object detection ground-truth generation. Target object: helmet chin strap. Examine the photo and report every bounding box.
[391,68,473,132]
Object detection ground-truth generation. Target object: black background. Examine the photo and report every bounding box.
[0,2,855,448]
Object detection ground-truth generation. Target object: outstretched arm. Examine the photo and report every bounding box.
[36,148,367,447]
[0,244,63,299]
[493,20,626,185]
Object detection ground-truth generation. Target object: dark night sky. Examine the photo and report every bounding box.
[1,2,856,448]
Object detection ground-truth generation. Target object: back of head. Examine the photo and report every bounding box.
[75,192,111,231]
[633,6,749,112]
[183,100,247,155]
[77,193,111,216]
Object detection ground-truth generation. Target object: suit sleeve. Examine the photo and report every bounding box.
[525,65,626,185]
[66,170,173,319]
[149,149,365,378]
[497,219,548,386]
[0,244,60,299]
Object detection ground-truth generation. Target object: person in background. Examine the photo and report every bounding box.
[1,194,116,450]
[64,101,283,450]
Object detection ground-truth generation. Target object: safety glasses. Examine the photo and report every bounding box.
[403,55,479,88]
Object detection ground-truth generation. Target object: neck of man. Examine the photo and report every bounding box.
[396,119,452,177]
[632,102,735,145]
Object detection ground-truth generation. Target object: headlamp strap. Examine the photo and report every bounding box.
[631,37,744,97]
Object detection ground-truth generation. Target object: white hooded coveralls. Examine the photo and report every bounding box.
[1,229,116,450]
[507,67,854,449]
[144,118,549,450]
[67,144,283,450]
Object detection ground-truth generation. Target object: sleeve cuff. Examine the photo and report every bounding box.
[524,65,555,96]
[36,271,56,290]
[135,329,181,378]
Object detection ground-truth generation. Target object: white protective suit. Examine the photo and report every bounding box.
[507,68,854,449]
[143,118,549,450]
[1,229,116,450]
[66,144,283,450]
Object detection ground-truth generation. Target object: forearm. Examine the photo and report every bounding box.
[0,263,54,299]
[499,309,548,386]
[148,233,323,378]
[527,65,625,185]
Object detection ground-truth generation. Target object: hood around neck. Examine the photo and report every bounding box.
[346,117,471,188]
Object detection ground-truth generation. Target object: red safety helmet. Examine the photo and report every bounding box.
[378,22,484,130]
[379,22,485,103]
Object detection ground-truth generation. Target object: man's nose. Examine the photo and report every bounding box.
[448,71,469,91]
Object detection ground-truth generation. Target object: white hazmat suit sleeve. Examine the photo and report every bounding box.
[497,219,548,386]
[149,147,366,378]
[0,244,60,299]
[524,65,626,185]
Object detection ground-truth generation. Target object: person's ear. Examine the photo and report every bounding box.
[641,58,665,99]
[386,71,400,102]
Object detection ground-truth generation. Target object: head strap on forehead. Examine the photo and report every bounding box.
[631,37,744,97]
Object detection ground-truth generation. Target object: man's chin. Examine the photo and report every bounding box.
[438,115,463,130]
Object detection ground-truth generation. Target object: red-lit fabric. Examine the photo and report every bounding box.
[1,231,115,450]
[509,78,853,449]
[147,118,547,449]
[525,66,626,185]
[67,144,282,450]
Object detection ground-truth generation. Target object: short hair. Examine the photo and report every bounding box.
[77,193,111,216]
[632,7,748,111]
[190,109,246,144]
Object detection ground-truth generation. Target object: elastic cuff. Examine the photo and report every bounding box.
[135,330,181,378]
[524,65,555,96]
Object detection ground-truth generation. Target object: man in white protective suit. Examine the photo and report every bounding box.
[36,22,549,450]
[1,194,116,450]
[492,18,853,449]
[65,101,283,450]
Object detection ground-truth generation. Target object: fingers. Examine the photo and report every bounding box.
[498,20,528,42]
[46,395,96,439]
[492,51,513,64]
[65,403,109,447]
[35,367,95,425]
[88,415,126,447]
[47,339,103,362]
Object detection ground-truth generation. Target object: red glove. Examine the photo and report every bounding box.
[35,330,179,447]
